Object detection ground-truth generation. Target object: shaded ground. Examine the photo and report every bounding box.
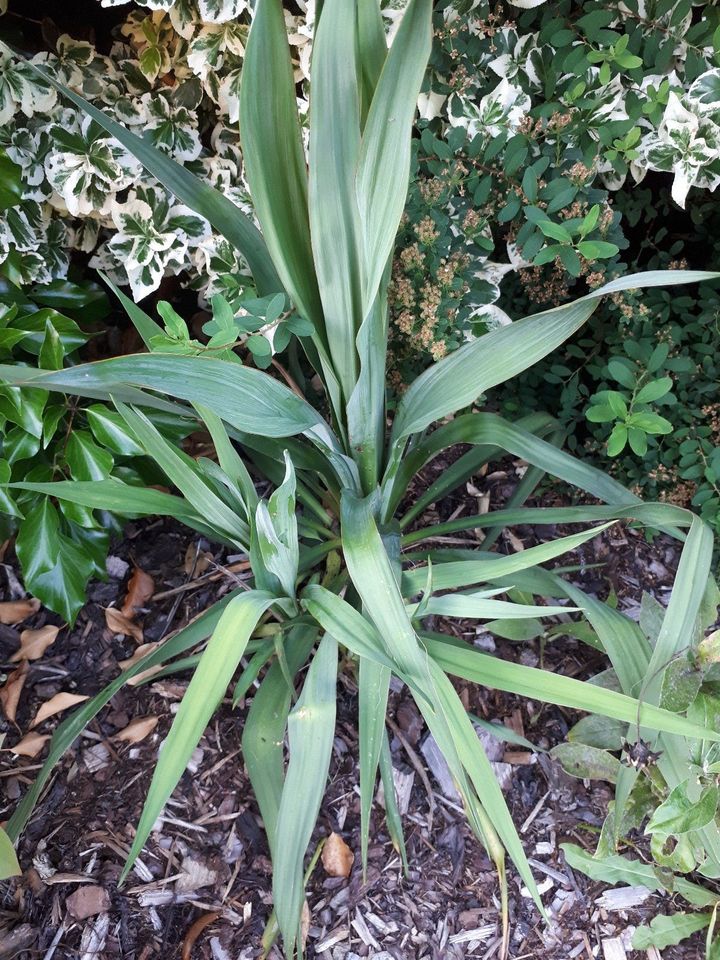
[0,466,711,959]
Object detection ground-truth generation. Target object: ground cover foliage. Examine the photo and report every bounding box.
[0,0,720,957]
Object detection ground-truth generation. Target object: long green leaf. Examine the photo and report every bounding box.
[121,590,276,882]
[115,401,249,546]
[0,354,323,437]
[356,0,432,311]
[339,492,544,911]
[24,63,281,296]
[243,626,316,858]
[240,0,323,329]
[274,633,338,953]
[358,656,391,877]
[402,523,614,594]
[423,633,720,742]
[390,271,720,446]
[309,0,362,400]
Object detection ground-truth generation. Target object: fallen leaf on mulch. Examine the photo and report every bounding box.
[0,599,39,625]
[10,625,60,662]
[184,542,213,577]
[9,731,49,758]
[120,567,155,619]
[321,832,354,878]
[30,692,89,728]
[0,661,28,722]
[176,856,220,893]
[65,885,111,920]
[114,715,158,744]
[104,607,143,643]
[118,643,161,685]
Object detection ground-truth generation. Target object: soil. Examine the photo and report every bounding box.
[0,468,713,960]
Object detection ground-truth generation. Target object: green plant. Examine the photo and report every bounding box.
[558,587,720,955]
[2,2,720,957]
[0,275,196,621]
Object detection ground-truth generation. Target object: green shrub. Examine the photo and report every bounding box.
[1,3,719,957]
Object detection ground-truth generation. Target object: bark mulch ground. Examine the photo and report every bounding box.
[0,467,711,959]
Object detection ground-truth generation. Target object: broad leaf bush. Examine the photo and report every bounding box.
[2,1,720,957]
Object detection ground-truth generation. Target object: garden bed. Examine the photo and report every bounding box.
[0,497,707,960]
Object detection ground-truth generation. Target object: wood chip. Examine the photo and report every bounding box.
[321,832,354,878]
[79,913,110,960]
[602,938,627,960]
[0,660,28,722]
[10,624,60,661]
[105,607,143,643]
[0,598,39,625]
[121,567,155,619]
[596,886,653,911]
[30,692,89,728]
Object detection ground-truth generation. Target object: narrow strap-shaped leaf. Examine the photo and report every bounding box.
[356,0,432,312]
[194,404,259,515]
[644,515,713,699]
[378,728,409,875]
[274,633,338,953]
[403,500,694,547]
[390,271,720,446]
[397,412,555,526]
[309,0,363,401]
[356,0,387,125]
[0,363,184,415]
[114,401,249,547]
[121,590,276,882]
[240,0,324,331]
[0,354,324,437]
[422,633,720,742]
[402,523,614,594]
[243,626,316,858]
[358,656,391,877]
[23,62,281,297]
[101,272,163,349]
[347,277,389,492]
[414,595,574,619]
[339,492,544,911]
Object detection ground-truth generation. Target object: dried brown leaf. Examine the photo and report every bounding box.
[0,661,28,722]
[65,885,111,920]
[118,643,161,685]
[0,598,40,625]
[114,715,158,744]
[321,832,354,878]
[104,607,143,643]
[30,692,89,728]
[10,624,61,662]
[184,543,212,577]
[10,731,49,757]
[120,567,155,619]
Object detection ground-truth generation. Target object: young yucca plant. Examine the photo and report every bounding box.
[4,0,720,954]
